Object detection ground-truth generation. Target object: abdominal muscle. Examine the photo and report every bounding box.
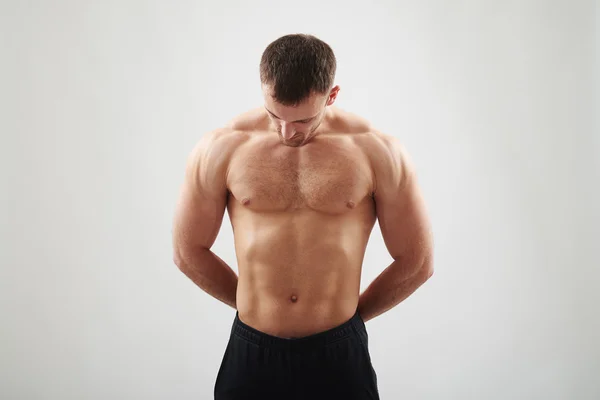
[231,206,375,338]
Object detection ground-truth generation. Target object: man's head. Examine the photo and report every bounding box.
[260,34,340,145]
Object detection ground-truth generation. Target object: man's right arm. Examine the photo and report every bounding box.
[172,129,238,309]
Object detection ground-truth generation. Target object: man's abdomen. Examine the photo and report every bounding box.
[235,267,360,338]
[231,208,375,338]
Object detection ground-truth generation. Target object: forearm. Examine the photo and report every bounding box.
[175,248,238,309]
[357,257,433,323]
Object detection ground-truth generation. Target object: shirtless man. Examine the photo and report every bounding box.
[172,34,434,400]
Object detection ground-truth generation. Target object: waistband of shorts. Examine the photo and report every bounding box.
[232,309,365,351]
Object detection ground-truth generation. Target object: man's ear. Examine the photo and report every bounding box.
[327,85,341,106]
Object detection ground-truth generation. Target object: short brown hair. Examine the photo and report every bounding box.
[260,34,336,106]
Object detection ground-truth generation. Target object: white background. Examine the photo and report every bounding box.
[1,1,598,399]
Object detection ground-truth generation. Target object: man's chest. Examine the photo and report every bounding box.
[226,140,373,214]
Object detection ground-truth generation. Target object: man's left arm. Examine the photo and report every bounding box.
[358,134,434,323]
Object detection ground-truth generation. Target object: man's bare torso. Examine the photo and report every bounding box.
[225,106,378,338]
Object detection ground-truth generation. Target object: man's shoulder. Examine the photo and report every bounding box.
[187,126,250,174]
[196,107,270,147]
[226,107,269,132]
[347,123,411,190]
[330,107,371,135]
[330,108,396,146]
[349,125,402,161]
[197,107,263,149]
[199,125,249,146]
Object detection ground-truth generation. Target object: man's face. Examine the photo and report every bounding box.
[262,85,339,146]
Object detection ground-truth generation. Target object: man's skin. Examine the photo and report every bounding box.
[172,84,434,338]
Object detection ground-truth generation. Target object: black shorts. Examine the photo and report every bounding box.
[214,309,380,400]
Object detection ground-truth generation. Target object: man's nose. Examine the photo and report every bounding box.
[281,122,295,135]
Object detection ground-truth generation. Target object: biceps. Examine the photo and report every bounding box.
[172,182,227,257]
[376,178,432,261]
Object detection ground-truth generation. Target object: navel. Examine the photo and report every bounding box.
[290,294,298,303]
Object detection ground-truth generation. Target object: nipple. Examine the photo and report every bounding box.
[241,197,251,206]
[346,200,355,209]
